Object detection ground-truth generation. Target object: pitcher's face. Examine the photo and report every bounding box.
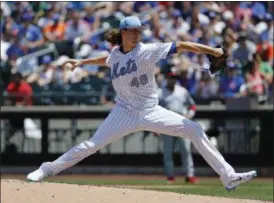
[121,28,142,47]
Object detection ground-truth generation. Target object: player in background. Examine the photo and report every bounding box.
[27,16,256,191]
[157,72,198,184]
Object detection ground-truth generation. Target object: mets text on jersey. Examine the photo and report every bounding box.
[111,59,138,80]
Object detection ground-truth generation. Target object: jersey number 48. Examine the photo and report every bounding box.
[130,74,148,88]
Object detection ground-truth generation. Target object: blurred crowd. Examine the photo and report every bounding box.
[1,1,273,106]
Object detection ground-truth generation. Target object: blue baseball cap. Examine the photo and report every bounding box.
[42,55,52,64]
[119,16,146,30]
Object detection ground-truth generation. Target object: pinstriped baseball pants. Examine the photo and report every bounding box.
[40,104,234,179]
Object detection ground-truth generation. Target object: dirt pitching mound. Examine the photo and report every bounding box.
[1,179,266,203]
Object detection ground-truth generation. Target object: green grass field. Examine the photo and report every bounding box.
[48,178,273,202]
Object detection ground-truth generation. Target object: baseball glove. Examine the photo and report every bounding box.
[207,45,229,74]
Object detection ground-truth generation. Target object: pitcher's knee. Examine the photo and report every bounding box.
[186,120,204,138]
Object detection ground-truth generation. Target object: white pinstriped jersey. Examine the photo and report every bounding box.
[106,42,172,111]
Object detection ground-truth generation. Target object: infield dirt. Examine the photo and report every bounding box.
[1,179,269,203]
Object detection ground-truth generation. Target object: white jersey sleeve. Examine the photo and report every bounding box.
[145,42,173,64]
[105,51,113,67]
[105,46,119,67]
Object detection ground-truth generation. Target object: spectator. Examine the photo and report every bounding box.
[178,55,207,95]
[219,62,245,98]
[199,27,216,47]
[164,9,190,41]
[189,17,203,43]
[232,32,256,66]
[27,55,55,87]
[64,11,91,43]
[83,4,100,31]
[233,2,253,25]
[51,56,71,87]
[89,2,115,19]
[37,55,56,86]
[1,29,12,62]
[118,2,135,15]
[222,27,238,56]
[256,31,274,65]
[9,2,31,24]
[251,2,266,17]
[256,53,273,87]
[203,2,223,13]
[68,66,88,84]
[6,31,25,67]
[177,2,192,22]
[43,14,66,42]
[19,13,45,53]
[36,3,55,28]
[5,73,32,150]
[174,57,198,95]
[6,72,33,106]
[222,10,237,31]
[133,2,157,13]
[67,2,85,11]
[194,71,219,100]
[207,11,224,41]
[192,54,210,71]
[245,54,266,97]
[1,2,11,17]
[259,60,273,85]
[263,13,273,46]
[29,2,49,14]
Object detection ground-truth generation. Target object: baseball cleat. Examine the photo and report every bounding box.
[222,170,257,191]
[166,177,175,184]
[27,169,47,182]
[185,176,198,184]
